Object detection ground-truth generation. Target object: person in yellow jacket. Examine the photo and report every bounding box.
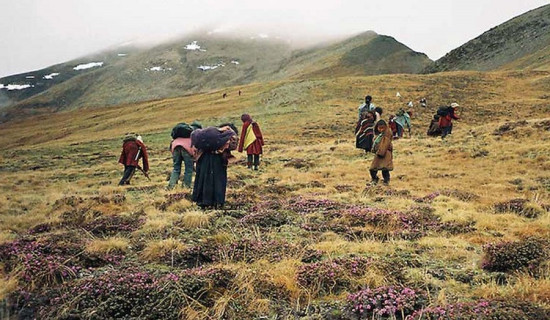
[237,114,264,170]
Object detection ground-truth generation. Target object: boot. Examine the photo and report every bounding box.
[253,165,259,171]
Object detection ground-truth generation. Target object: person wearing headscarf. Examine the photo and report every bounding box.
[191,124,238,208]
[369,120,393,185]
[238,114,264,170]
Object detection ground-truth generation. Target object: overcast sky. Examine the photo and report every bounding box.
[0,0,548,77]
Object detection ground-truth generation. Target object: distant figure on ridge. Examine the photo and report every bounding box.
[238,114,264,170]
[238,90,242,96]
[438,103,460,139]
[355,111,376,153]
[191,124,238,209]
[223,93,228,99]
[118,133,149,186]
[167,121,202,189]
[358,95,376,120]
[420,98,427,108]
[369,120,393,185]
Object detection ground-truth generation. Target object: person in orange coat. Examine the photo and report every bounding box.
[237,114,264,170]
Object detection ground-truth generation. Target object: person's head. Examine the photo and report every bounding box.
[365,95,372,104]
[375,107,383,115]
[450,102,459,109]
[433,114,440,120]
[375,120,388,134]
[366,111,375,119]
[241,114,252,123]
[389,115,395,120]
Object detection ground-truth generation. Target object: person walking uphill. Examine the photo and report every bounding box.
[191,124,238,209]
[358,95,376,120]
[168,122,201,189]
[438,103,460,139]
[118,134,149,186]
[369,121,393,185]
[238,114,264,170]
[394,109,411,139]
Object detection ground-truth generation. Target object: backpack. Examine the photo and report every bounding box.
[436,106,451,117]
[171,123,194,139]
[123,133,139,143]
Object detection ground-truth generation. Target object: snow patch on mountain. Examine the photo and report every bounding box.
[231,60,240,65]
[185,41,206,51]
[118,53,127,57]
[198,62,225,71]
[0,84,34,90]
[25,76,35,79]
[43,73,60,80]
[73,62,104,70]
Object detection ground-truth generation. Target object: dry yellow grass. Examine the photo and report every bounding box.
[181,210,213,229]
[85,237,130,254]
[141,238,186,262]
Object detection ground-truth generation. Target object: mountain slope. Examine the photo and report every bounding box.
[276,32,432,79]
[0,31,431,121]
[425,4,550,73]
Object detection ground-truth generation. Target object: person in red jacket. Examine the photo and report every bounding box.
[118,134,149,185]
[237,114,264,170]
[439,103,460,139]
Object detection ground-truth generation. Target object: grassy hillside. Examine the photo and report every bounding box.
[425,4,550,73]
[0,32,431,122]
[0,71,549,319]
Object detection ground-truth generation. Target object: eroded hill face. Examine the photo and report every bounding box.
[0,32,431,122]
[425,4,550,73]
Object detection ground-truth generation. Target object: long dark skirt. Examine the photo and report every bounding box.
[192,153,228,208]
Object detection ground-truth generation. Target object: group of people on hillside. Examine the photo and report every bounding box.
[355,95,461,185]
[117,114,264,208]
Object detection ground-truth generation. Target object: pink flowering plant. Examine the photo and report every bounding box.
[296,256,371,294]
[347,286,425,319]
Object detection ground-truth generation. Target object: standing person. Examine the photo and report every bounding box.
[358,95,376,120]
[439,103,460,139]
[369,121,393,185]
[355,111,376,153]
[394,109,411,138]
[191,124,238,209]
[168,123,198,189]
[238,114,264,170]
[118,134,149,186]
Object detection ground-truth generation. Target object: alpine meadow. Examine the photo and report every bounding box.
[0,3,549,320]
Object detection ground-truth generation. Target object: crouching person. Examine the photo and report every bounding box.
[369,121,393,185]
[118,134,149,185]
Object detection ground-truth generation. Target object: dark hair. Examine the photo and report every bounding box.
[374,107,383,115]
[218,123,238,135]
[433,114,440,120]
[365,95,372,103]
[374,120,388,135]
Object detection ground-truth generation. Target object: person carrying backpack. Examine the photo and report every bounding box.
[438,103,460,139]
[427,114,442,137]
[369,120,393,185]
[358,95,376,120]
[191,124,239,209]
[355,111,376,153]
[394,109,411,138]
[168,122,200,189]
[118,133,149,186]
[238,114,264,170]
